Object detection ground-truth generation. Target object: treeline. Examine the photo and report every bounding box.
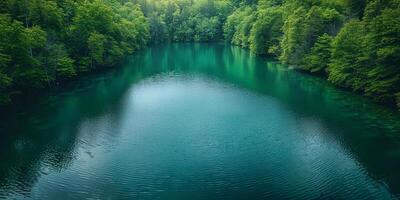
[223,0,400,108]
[132,0,233,43]
[0,0,149,104]
[1,0,399,109]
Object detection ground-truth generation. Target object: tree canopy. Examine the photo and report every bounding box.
[1,0,399,109]
[223,0,400,108]
[0,0,149,103]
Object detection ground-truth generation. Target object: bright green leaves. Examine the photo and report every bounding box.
[363,7,400,103]
[118,3,149,50]
[28,0,65,29]
[194,16,220,41]
[0,15,21,101]
[70,0,149,67]
[88,32,106,67]
[0,14,49,90]
[280,6,307,64]
[24,26,47,50]
[225,6,255,48]
[223,0,400,108]
[328,20,366,88]
[328,6,400,105]
[16,25,48,88]
[56,57,76,78]
[223,7,252,42]
[0,0,150,104]
[0,0,399,109]
[303,33,333,74]
[69,0,114,55]
[141,0,232,43]
[225,0,343,58]
[71,0,114,37]
[249,6,283,55]
[280,5,344,65]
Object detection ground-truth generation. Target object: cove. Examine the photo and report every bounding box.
[0,43,399,199]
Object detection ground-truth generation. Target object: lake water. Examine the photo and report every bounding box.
[0,43,400,199]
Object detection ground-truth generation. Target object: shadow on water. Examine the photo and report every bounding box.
[0,52,158,197]
[0,43,399,199]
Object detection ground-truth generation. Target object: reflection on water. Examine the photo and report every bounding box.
[0,43,399,199]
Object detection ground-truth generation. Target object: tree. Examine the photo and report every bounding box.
[230,7,256,48]
[0,0,150,104]
[1,0,400,109]
[303,34,333,74]
[249,6,283,55]
[56,56,76,78]
[14,25,48,88]
[328,20,366,90]
[148,12,169,44]
[88,32,106,68]
[28,0,64,30]
[362,7,400,103]
[280,6,307,64]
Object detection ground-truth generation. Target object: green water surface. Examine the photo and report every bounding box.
[0,43,400,199]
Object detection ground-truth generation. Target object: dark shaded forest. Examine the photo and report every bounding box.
[0,0,399,109]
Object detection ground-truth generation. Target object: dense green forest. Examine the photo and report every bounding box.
[0,0,149,104]
[225,0,400,109]
[1,0,399,108]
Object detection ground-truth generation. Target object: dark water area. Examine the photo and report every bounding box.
[0,43,399,199]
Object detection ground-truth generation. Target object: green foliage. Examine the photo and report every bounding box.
[228,6,256,48]
[28,0,65,29]
[328,4,400,105]
[223,6,253,43]
[194,16,220,41]
[223,0,400,108]
[362,7,400,103]
[56,57,76,78]
[249,5,283,55]
[328,20,366,90]
[303,34,333,74]
[280,5,343,65]
[88,32,106,67]
[279,6,307,64]
[148,12,168,44]
[0,0,399,109]
[16,25,48,88]
[0,15,21,103]
[0,0,150,104]
[136,0,232,43]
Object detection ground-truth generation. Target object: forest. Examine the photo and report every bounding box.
[0,0,399,109]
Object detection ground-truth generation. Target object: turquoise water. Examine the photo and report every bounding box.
[0,43,400,199]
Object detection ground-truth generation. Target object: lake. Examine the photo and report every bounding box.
[0,43,399,199]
